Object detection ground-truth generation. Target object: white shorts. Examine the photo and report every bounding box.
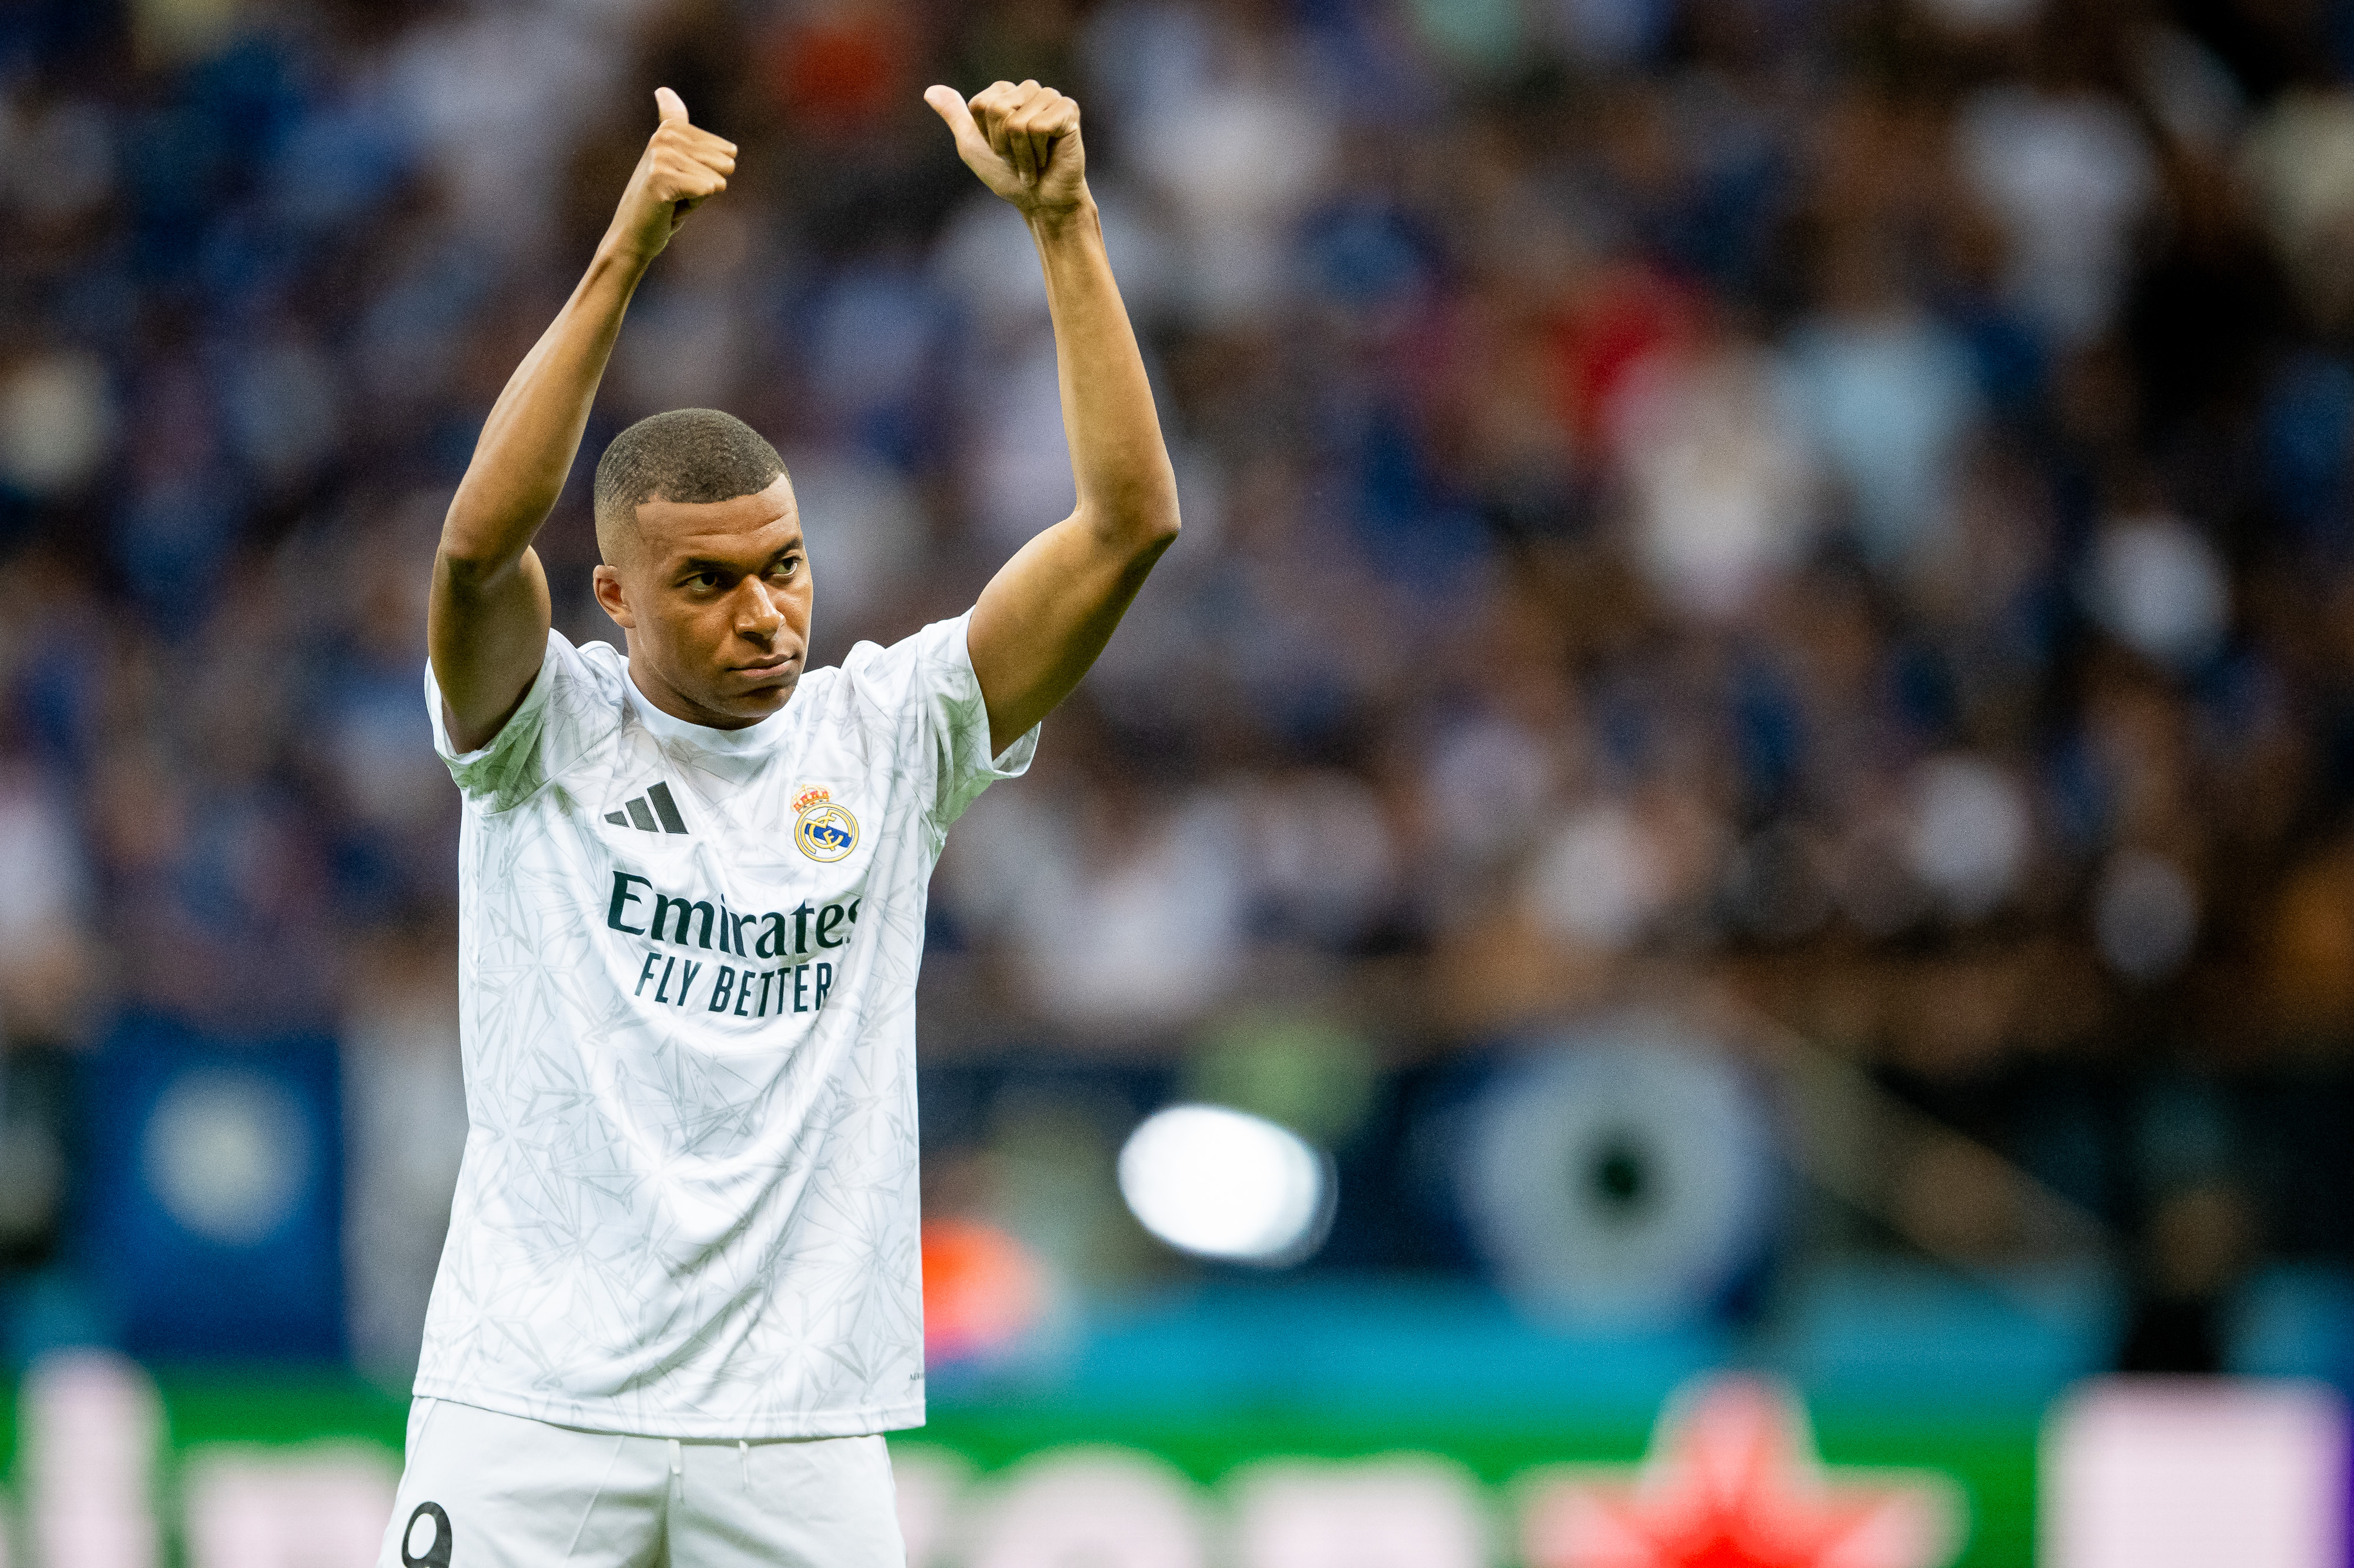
[375,1397,906,1567]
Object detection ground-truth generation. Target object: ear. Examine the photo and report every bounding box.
[593,564,636,630]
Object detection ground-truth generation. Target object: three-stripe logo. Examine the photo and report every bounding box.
[606,780,689,835]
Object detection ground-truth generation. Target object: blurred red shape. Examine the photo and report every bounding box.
[921,1218,1045,1365]
[761,7,908,132]
[1550,262,1700,451]
[1522,1376,1960,1568]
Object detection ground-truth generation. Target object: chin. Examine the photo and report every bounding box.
[729,675,799,715]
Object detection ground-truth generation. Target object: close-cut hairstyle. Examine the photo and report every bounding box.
[592,408,787,565]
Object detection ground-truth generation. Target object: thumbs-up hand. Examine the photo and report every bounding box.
[609,88,737,264]
[926,81,1086,220]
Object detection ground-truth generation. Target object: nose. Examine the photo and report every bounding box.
[736,578,785,642]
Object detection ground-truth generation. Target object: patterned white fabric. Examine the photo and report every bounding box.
[415,613,1035,1439]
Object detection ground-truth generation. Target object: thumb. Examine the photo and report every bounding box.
[924,85,990,159]
[654,86,689,125]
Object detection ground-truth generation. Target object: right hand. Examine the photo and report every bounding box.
[607,87,736,264]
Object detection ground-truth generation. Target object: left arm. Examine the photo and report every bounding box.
[927,81,1181,756]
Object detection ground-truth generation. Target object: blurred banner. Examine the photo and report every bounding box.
[4,1347,2352,1566]
[78,1017,344,1362]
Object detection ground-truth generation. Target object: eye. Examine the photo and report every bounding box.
[769,556,800,580]
[687,571,723,591]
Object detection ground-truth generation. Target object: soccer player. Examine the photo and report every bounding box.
[378,80,1176,1566]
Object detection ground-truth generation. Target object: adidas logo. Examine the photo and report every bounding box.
[606,780,689,835]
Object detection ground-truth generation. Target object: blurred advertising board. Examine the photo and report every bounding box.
[0,1354,2026,1568]
[0,1283,2347,1566]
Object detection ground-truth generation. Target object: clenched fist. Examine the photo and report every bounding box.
[608,87,737,264]
[926,81,1087,219]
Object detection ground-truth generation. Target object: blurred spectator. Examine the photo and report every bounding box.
[1,0,2353,1363]
[0,763,98,1044]
[1955,78,2156,345]
[1611,316,1816,617]
[1780,228,1981,575]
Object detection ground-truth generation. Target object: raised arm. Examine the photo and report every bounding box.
[428,88,736,753]
[927,82,1182,757]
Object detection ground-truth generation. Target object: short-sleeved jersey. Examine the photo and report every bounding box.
[415,613,1034,1439]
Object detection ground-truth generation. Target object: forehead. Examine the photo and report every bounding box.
[633,475,802,563]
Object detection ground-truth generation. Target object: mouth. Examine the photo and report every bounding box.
[733,652,800,677]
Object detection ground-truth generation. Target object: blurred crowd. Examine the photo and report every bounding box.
[6,0,2354,1363]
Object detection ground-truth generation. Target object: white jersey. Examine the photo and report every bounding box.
[415,612,1034,1439]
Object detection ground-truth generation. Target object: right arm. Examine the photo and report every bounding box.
[428,87,736,753]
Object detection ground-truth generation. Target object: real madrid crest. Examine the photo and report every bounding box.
[793,786,859,863]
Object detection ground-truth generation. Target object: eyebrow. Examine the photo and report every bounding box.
[672,541,804,575]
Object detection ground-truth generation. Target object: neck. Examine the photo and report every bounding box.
[624,647,768,731]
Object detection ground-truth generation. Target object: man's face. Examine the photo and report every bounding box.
[592,475,813,729]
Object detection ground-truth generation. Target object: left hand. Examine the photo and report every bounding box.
[925,80,1088,219]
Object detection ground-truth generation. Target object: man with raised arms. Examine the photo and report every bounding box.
[378,79,1176,1567]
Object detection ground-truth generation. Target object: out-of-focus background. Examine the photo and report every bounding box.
[4,0,2354,1562]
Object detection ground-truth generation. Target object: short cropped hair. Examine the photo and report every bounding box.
[593,408,786,564]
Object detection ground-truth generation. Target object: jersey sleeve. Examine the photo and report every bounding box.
[423,630,613,813]
[837,611,1039,833]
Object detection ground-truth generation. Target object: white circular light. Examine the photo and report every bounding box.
[1117,1105,1332,1266]
[142,1069,311,1247]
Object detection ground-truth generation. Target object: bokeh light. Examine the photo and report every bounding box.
[1117,1106,1333,1267]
